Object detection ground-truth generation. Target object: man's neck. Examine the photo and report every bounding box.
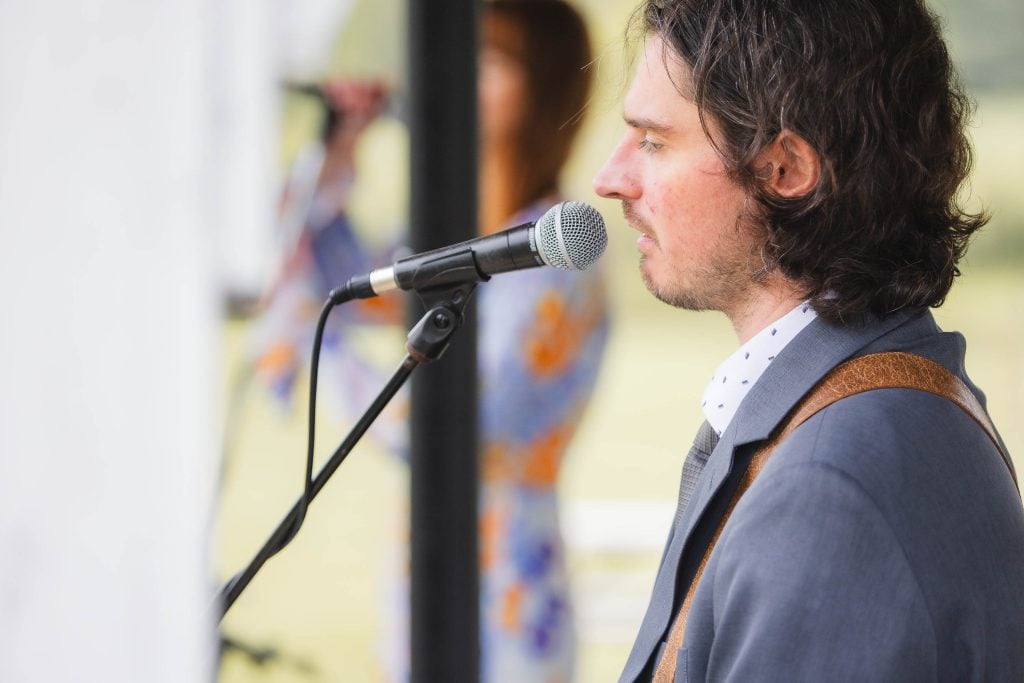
[727,276,806,344]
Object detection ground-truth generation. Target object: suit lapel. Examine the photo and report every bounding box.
[679,309,919,536]
[620,309,921,683]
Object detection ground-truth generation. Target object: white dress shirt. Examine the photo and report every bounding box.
[701,302,818,436]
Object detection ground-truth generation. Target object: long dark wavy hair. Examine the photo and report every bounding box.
[639,0,987,323]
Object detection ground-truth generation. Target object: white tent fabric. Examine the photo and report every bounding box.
[0,0,316,677]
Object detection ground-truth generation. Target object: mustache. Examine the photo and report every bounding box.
[621,202,656,240]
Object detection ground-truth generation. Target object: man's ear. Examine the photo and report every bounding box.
[758,130,820,198]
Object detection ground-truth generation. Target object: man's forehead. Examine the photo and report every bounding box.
[622,34,694,124]
[626,34,700,101]
[638,33,695,99]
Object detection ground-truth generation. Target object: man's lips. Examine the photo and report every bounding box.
[622,202,657,249]
[636,232,657,254]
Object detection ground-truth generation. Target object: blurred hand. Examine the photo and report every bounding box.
[321,78,390,167]
[309,77,391,215]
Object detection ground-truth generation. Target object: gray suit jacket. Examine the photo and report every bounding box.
[621,309,1024,682]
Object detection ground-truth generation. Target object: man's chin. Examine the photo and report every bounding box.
[639,258,659,295]
[640,260,714,312]
[640,261,679,307]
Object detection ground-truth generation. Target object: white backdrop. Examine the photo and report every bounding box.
[0,0,343,678]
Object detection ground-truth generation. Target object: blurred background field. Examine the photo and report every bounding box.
[216,0,1024,680]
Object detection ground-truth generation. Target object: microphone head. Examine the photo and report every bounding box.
[535,201,608,271]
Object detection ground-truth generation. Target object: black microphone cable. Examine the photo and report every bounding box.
[234,283,358,563]
[282,284,359,554]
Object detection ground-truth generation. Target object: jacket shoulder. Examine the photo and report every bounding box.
[708,389,1024,679]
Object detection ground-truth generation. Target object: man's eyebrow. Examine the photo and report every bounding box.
[625,116,674,135]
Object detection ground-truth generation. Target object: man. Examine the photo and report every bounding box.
[594,0,1024,680]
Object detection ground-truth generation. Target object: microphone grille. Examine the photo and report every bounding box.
[536,201,608,271]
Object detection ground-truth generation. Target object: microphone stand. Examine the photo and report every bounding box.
[217,281,478,620]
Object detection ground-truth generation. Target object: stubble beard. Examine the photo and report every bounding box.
[640,254,742,312]
[629,204,766,314]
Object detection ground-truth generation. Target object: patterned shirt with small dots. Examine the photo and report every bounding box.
[701,302,818,436]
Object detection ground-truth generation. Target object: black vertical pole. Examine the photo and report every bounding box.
[407,2,480,683]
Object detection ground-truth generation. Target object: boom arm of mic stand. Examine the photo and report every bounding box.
[217,283,477,620]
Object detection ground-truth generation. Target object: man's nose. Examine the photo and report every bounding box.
[592,141,638,201]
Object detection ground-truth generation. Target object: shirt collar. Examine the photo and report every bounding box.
[701,302,818,435]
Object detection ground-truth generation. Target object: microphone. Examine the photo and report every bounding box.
[282,81,330,101]
[343,201,607,299]
[281,81,406,127]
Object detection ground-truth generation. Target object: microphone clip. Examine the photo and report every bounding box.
[406,282,478,364]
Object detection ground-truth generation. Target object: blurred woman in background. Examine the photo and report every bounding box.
[249,2,608,680]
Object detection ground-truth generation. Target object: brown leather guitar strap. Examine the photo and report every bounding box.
[652,351,1016,683]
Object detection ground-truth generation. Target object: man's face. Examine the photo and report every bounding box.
[593,34,763,314]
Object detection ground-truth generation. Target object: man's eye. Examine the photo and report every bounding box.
[638,137,663,152]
